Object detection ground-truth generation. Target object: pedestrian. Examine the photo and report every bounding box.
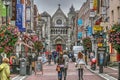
[63,51,69,80]
[75,52,86,80]
[52,51,57,64]
[0,57,10,80]
[56,52,65,80]
[48,51,52,65]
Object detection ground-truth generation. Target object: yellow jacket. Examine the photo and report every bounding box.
[0,63,10,80]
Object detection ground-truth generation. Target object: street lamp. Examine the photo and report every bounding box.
[2,0,11,25]
[85,27,88,37]
[85,27,88,65]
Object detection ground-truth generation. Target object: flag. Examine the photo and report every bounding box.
[0,0,6,17]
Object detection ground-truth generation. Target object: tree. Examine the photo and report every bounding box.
[34,41,43,53]
[82,37,92,51]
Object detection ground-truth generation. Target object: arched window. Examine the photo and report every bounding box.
[56,19,62,25]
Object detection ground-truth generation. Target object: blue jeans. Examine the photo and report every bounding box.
[58,67,64,80]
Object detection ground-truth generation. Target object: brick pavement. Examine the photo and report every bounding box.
[101,67,118,79]
[87,62,118,80]
[24,62,105,80]
[10,74,19,79]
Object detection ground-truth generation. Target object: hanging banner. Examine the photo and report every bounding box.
[78,19,83,26]
[0,0,6,17]
[93,0,98,10]
[87,26,92,36]
[16,4,25,32]
[78,32,82,39]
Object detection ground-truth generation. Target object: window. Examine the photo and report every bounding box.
[118,7,120,23]
[56,19,62,25]
[118,7,120,18]
[111,10,114,22]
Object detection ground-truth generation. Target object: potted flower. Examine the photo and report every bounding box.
[34,40,43,55]
[109,24,120,61]
[82,37,92,51]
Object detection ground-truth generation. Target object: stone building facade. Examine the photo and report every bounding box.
[41,5,76,51]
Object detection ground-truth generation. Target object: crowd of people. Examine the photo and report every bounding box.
[0,50,111,80]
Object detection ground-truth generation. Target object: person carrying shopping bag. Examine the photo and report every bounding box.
[0,58,10,80]
[56,52,65,80]
[75,52,86,80]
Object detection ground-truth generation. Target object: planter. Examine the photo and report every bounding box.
[117,53,120,61]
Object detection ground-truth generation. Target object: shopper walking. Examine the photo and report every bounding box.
[48,52,52,65]
[63,51,69,80]
[0,58,10,80]
[75,52,86,80]
[56,52,65,80]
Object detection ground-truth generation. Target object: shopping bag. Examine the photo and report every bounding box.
[56,65,60,72]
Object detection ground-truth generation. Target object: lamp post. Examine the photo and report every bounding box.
[2,0,11,25]
[85,27,88,65]
[85,27,88,38]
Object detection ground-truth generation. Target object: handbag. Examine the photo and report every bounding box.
[56,65,60,72]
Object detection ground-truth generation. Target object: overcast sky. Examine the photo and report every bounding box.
[34,0,86,16]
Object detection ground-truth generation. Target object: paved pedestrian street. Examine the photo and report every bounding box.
[24,62,105,80]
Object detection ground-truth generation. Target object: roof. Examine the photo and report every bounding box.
[41,11,51,17]
[52,4,67,19]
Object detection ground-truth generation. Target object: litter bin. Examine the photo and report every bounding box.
[20,58,26,76]
[26,65,32,75]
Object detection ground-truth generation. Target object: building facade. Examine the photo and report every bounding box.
[40,5,76,51]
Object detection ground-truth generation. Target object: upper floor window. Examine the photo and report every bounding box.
[111,10,114,22]
[56,19,62,25]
